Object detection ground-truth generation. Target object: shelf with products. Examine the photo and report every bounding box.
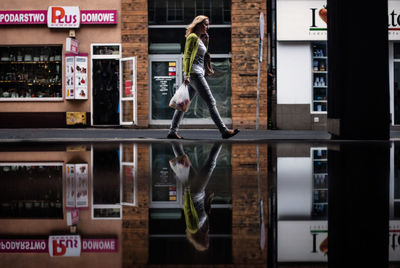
[0,61,61,65]
[311,148,328,218]
[0,46,62,100]
[312,42,328,113]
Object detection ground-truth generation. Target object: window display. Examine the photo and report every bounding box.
[312,42,327,112]
[0,46,62,100]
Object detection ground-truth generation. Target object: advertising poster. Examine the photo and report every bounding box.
[65,164,76,208]
[65,55,75,99]
[74,53,88,100]
[75,163,88,208]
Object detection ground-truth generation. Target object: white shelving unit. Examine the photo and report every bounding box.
[311,42,328,113]
[311,148,328,219]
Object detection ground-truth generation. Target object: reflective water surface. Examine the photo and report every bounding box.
[0,141,397,267]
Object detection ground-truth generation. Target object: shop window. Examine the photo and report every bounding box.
[394,143,400,217]
[311,42,328,113]
[0,46,62,100]
[149,27,231,54]
[185,58,232,119]
[149,0,231,25]
[394,43,400,124]
[0,163,63,218]
[92,45,121,56]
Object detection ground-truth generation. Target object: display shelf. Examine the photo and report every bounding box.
[313,71,328,73]
[0,46,62,101]
[0,61,61,64]
[313,56,327,59]
[0,95,63,101]
[311,148,328,218]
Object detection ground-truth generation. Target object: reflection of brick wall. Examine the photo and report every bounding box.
[232,0,268,129]
[123,144,149,266]
[121,0,148,127]
[232,144,268,265]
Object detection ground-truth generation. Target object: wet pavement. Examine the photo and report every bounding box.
[0,136,398,267]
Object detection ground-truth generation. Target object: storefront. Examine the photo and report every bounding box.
[147,1,233,126]
[276,0,400,130]
[0,1,137,127]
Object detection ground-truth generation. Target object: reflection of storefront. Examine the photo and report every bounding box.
[0,2,137,127]
[149,143,233,263]
[277,144,400,263]
[276,0,399,129]
[277,146,328,262]
[0,144,131,266]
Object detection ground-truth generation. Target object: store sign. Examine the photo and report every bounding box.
[0,8,117,27]
[277,0,400,41]
[47,6,80,28]
[66,37,79,54]
[81,10,117,24]
[0,10,46,24]
[48,235,81,257]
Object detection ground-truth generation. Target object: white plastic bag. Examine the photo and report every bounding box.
[169,83,191,112]
[169,154,191,185]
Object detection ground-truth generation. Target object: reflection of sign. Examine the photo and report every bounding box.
[65,163,89,208]
[0,239,47,253]
[82,239,118,253]
[48,235,81,257]
[47,6,80,28]
[75,163,89,208]
[67,209,79,226]
[0,237,118,255]
[278,221,328,262]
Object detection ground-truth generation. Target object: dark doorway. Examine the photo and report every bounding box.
[92,59,120,125]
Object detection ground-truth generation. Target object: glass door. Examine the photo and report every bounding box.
[395,61,400,125]
[149,55,182,124]
[120,57,137,125]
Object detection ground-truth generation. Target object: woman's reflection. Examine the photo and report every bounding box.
[169,142,222,251]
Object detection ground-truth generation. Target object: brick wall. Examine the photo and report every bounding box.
[232,144,268,264]
[122,144,150,266]
[232,0,268,129]
[121,0,149,127]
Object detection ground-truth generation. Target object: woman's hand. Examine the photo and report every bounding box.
[201,33,209,43]
[184,77,190,85]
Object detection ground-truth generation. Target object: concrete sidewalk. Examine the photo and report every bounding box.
[0,128,333,143]
[1,128,399,143]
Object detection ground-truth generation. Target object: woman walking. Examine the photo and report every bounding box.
[167,15,239,139]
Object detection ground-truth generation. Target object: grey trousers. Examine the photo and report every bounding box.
[169,74,227,134]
